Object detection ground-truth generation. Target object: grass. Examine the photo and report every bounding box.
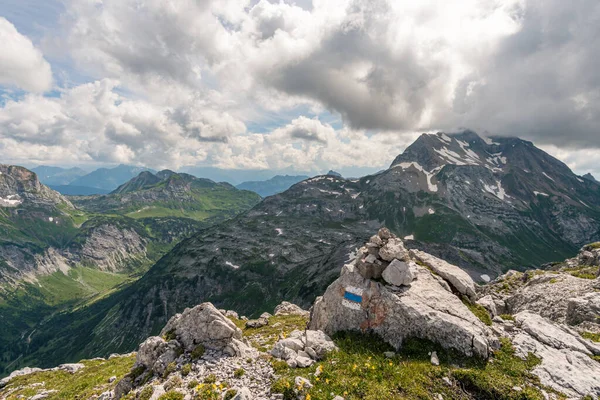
[562,265,597,280]
[581,332,600,342]
[271,332,553,400]
[0,355,135,400]
[229,314,308,352]
[461,296,493,326]
[500,314,515,321]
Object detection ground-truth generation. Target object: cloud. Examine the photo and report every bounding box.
[1,0,600,177]
[0,17,53,92]
[446,0,600,149]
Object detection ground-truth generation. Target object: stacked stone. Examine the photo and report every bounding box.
[355,227,416,287]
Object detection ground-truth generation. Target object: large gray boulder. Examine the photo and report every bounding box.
[270,329,337,367]
[410,249,478,301]
[309,261,497,358]
[565,292,600,326]
[160,302,249,356]
[136,336,180,376]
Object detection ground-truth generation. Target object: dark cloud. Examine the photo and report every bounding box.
[447,0,600,149]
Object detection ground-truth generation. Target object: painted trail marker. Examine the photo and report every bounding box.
[342,286,363,310]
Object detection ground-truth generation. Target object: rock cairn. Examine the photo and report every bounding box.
[309,228,498,358]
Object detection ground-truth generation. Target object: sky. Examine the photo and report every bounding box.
[0,0,599,177]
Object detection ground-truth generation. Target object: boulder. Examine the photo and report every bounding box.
[246,317,268,329]
[565,292,600,326]
[379,238,409,262]
[476,295,497,317]
[381,259,415,286]
[410,250,477,301]
[355,249,386,279]
[58,363,85,373]
[309,261,497,358]
[160,303,245,355]
[274,301,310,318]
[377,227,394,240]
[135,336,179,376]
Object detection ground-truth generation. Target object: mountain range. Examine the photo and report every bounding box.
[0,167,260,375]
[1,130,599,378]
[235,175,310,197]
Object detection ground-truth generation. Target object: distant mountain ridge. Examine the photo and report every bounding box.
[68,164,156,191]
[236,175,310,197]
[31,166,87,186]
[3,130,600,376]
[73,169,260,220]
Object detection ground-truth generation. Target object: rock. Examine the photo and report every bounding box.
[286,358,297,368]
[296,356,314,368]
[382,259,415,286]
[246,317,269,329]
[369,234,383,246]
[377,227,394,240]
[410,250,478,301]
[565,292,600,326]
[384,351,395,358]
[442,377,452,386]
[509,312,600,398]
[58,363,85,373]
[108,375,117,383]
[305,347,317,360]
[160,303,244,353]
[305,330,337,359]
[356,251,386,280]
[271,342,298,360]
[113,376,133,399]
[333,396,345,400]
[514,312,600,356]
[430,351,439,366]
[225,310,239,319]
[476,295,497,317]
[309,255,497,358]
[98,391,112,400]
[135,336,176,375]
[260,312,272,319]
[295,376,313,389]
[231,387,253,400]
[379,238,409,262]
[0,366,42,386]
[274,301,310,317]
[501,273,599,324]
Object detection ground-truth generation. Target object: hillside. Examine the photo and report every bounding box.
[0,166,261,377]
[72,170,261,221]
[3,130,600,377]
[236,175,310,197]
[32,166,87,186]
[2,232,598,399]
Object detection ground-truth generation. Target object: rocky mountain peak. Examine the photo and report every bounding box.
[0,164,73,208]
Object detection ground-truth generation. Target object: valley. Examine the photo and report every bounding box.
[1,130,599,379]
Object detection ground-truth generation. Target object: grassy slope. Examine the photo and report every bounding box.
[0,355,135,400]
[2,314,561,400]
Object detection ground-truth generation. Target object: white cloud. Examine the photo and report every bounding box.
[0,17,53,92]
[1,0,600,175]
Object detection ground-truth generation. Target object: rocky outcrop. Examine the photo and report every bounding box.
[309,229,498,358]
[411,249,478,301]
[274,301,310,318]
[159,303,252,357]
[493,311,600,398]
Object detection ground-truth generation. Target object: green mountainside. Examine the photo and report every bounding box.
[0,166,260,376]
